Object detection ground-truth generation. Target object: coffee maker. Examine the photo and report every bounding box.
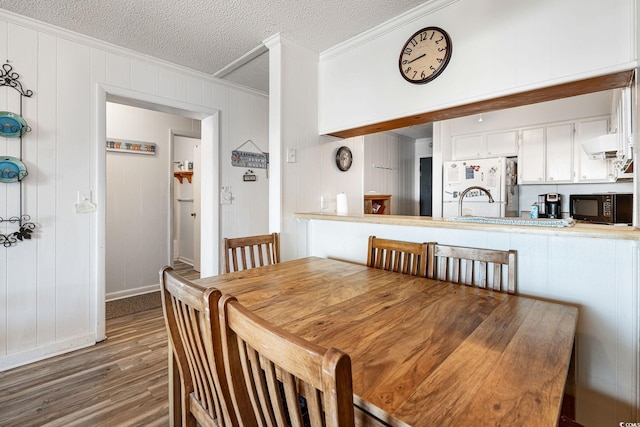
[538,193,561,218]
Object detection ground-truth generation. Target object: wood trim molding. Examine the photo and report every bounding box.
[327,69,635,139]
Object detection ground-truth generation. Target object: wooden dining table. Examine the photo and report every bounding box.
[176,256,578,426]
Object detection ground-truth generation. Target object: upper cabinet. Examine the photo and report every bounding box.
[519,124,573,184]
[518,117,614,184]
[452,130,518,160]
[574,117,614,182]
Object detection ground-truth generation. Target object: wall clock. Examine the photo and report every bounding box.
[399,27,452,84]
[335,146,352,171]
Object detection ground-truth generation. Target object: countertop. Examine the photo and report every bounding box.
[293,212,640,240]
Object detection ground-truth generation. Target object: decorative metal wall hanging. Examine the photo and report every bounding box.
[0,62,36,247]
[231,139,269,169]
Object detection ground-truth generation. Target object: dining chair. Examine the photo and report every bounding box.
[224,232,280,273]
[159,266,237,427]
[366,235,429,277]
[427,243,517,293]
[218,294,356,427]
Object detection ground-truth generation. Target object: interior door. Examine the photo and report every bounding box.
[419,157,433,216]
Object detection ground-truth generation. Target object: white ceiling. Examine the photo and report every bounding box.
[0,0,426,94]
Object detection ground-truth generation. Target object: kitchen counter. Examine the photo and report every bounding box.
[293,212,640,240]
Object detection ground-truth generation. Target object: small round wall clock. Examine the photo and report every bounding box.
[399,27,452,84]
[335,146,353,171]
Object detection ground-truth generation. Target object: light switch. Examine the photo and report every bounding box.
[220,186,232,205]
[286,148,296,163]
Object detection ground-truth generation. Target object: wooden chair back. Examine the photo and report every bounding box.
[159,266,236,427]
[427,243,517,293]
[366,236,429,277]
[224,232,280,273]
[219,294,356,427]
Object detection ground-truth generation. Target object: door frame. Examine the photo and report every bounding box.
[95,83,220,341]
[171,131,201,271]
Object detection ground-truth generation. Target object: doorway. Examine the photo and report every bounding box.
[104,103,202,319]
[173,134,201,272]
[96,84,220,341]
[419,157,433,216]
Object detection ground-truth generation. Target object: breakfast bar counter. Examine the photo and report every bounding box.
[293,211,640,425]
[294,212,640,240]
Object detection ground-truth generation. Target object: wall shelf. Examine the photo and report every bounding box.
[364,194,391,215]
[173,171,193,184]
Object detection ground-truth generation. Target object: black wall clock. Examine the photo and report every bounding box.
[335,146,352,171]
[399,27,452,84]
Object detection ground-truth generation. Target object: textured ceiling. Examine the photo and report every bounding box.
[0,0,426,93]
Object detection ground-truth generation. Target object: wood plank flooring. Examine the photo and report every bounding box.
[0,308,170,426]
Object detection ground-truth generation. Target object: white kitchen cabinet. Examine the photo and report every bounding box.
[545,123,573,183]
[452,134,484,159]
[486,130,519,157]
[519,124,573,184]
[519,127,545,183]
[575,117,614,182]
[452,130,518,160]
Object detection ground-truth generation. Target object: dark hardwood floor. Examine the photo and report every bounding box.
[0,262,199,426]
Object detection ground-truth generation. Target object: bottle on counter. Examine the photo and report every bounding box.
[530,203,539,219]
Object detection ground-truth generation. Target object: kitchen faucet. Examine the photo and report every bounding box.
[458,186,494,216]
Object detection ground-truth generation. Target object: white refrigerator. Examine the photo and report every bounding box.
[442,157,518,217]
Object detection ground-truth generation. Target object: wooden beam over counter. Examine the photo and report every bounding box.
[327,69,635,139]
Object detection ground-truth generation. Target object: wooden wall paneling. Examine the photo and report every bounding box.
[55,38,92,338]
[36,31,58,348]
[158,68,178,101]
[612,241,640,421]
[5,23,39,354]
[0,17,9,358]
[186,76,204,106]
[175,73,187,102]
[105,52,131,89]
[131,59,160,96]
[0,20,12,356]
[201,80,214,109]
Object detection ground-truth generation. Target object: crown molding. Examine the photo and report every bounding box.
[320,0,459,61]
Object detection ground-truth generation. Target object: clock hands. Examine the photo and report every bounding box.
[407,53,426,64]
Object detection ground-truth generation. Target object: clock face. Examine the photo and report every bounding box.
[336,146,353,171]
[399,27,452,84]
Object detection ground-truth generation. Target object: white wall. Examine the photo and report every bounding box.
[319,0,636,134]
[0,11,268,370]
[266,35,323,261]
[220,90,269,253]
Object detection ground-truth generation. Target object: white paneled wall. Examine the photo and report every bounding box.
[0,12,268,370]
[220,90,269,246]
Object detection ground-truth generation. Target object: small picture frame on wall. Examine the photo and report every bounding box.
[106,138,156,155]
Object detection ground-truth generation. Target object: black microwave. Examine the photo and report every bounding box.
[569,193,633,224]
